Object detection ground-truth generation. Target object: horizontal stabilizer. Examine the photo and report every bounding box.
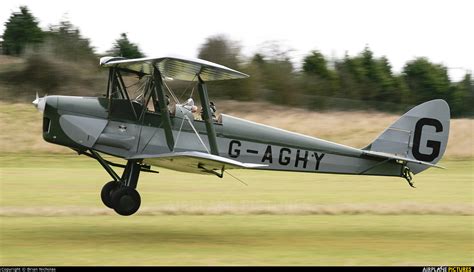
[128,151,267,175]
[362,150,444,169]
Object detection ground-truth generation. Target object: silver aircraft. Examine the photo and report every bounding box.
[33,56,450,216]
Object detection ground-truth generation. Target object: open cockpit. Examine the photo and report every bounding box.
[101,56,244,124]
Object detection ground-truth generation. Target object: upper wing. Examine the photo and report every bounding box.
[100,55,249,81]
[128,151,266,175]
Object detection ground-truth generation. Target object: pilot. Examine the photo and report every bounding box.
[210,101,217,119]
[201,101,217,121]
[183,98,197,113]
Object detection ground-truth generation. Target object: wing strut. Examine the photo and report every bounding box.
[197,75,219,155]
[153,65,175,151]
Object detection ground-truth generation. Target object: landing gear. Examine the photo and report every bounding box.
[101,181,120,208]
[111,187,141,216]
[83,149,149,216]
[102,159,142,216]
[402,166,415,188]
[100,180,141,216]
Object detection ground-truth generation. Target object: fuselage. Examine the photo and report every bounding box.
[42,95,403,177]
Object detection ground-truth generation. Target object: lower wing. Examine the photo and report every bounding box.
[128,151,267,176]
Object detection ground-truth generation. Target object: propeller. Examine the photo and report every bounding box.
[32,92,47,113]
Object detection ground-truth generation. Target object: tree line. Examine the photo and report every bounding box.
[1,6,472,117]
[198,36,472,117]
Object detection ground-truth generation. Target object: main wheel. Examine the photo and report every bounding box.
[111,187,141,216]
[101,181,120,209]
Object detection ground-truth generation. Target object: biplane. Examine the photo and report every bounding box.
[33,55,450,216]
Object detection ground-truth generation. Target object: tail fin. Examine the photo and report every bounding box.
[365,99,450,174]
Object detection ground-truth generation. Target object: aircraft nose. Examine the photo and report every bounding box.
[32,92,47,113]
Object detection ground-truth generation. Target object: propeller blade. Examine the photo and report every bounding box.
[32,92,46,112]
[32,92,39,106]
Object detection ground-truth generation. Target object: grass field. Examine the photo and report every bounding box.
[0,155,472,265]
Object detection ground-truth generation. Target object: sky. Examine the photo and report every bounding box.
[1,0,473,81]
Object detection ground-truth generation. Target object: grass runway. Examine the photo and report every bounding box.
[0,155,473,265]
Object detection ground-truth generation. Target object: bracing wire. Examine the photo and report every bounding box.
[224,170,248,186]
[173,113,187,150]
[173,106,210,154]
[178,74,198,101]
[162,78,180,104]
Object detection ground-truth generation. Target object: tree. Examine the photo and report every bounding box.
[44,20,96,62]
[108,33,144,58]
[403,57,451,104]
[254,44,298,105]
[198,35,241,69]
[1,6,44,55]
[303,50,331,79]
[334,47,404,109]
[197,35,245,99]
[6,19,103,96]
[449,73,473,117]
[301,50,339,108]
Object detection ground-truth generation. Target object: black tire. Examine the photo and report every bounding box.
[101,181,120,209]
[111,187,141,216]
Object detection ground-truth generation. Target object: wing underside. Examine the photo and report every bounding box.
[128,151,266,176]
[100,55,249,81]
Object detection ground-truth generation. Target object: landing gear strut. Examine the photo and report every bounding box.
[81,149,153,216]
